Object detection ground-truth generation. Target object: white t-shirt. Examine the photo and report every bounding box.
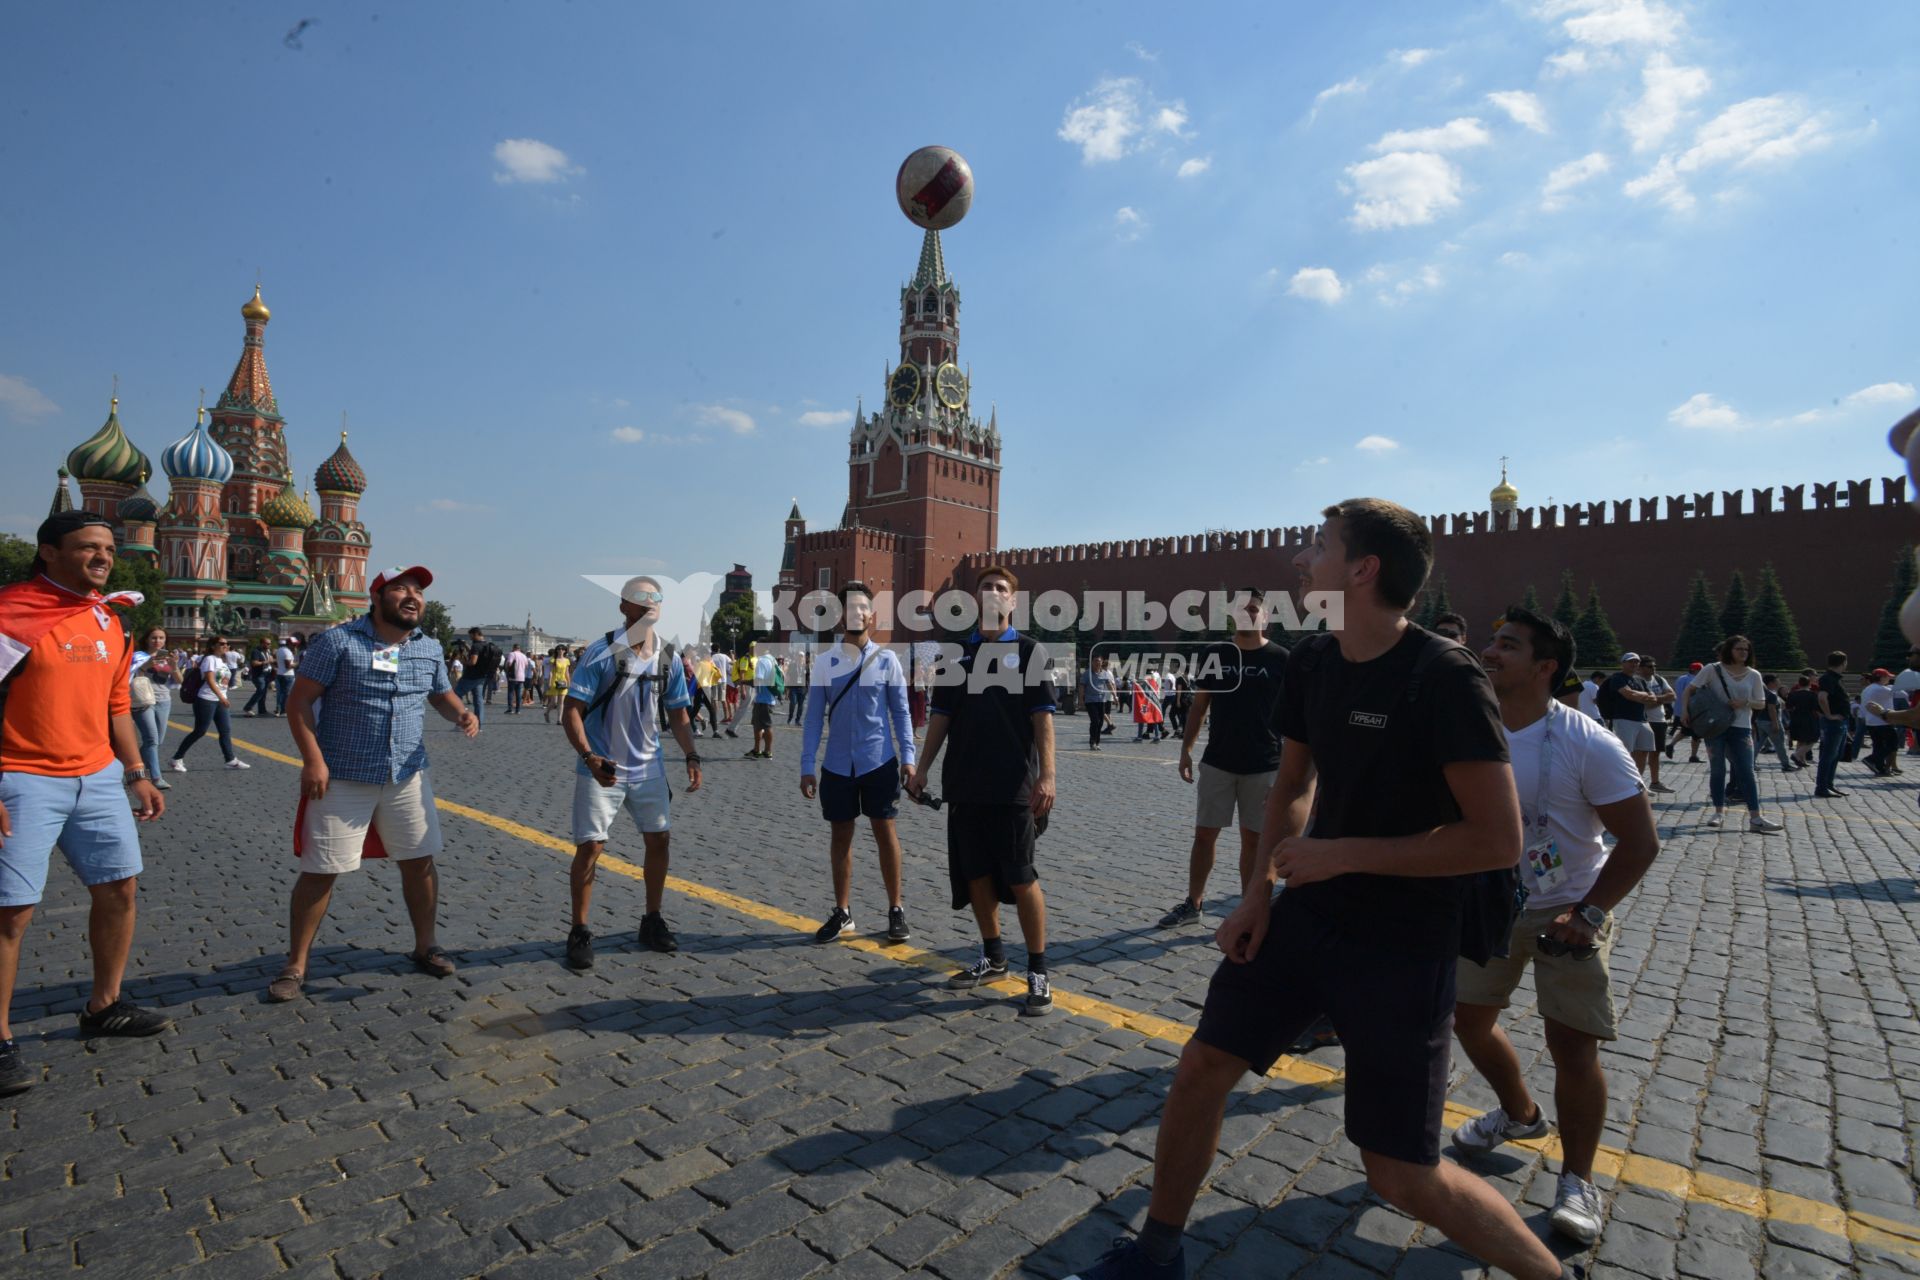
[1692,663,1765,729]
[1862,682,1895,727]
[1578,680,1601,721]
[1508,703,1645,911]
[275,645,295,677]
[1642,674,1672,724]
[449,658,465,681]
[198,655,233,703]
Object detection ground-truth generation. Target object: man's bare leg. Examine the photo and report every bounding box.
[870,817,904,908]
[397,858,440,955]
[827,821,858,909]
[286,872,338,975]
[1361,1150,1563,1279]
[1183,827,1220,907]
[83,877,138,1014]
[571,841,604,926]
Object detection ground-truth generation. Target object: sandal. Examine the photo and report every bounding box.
[410,946,456,978]
[266,969,305,1003]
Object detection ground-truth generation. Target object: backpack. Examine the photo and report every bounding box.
[1686,664,1735,740]
[771,659,787,698]
[179,659,205,701]
[1293,630,1523,965]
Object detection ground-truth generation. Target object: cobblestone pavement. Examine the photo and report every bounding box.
[4,708,1918,1278]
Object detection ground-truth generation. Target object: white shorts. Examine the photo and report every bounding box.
[572,771,670,844]
[1612,720,1654,753]
[1194,762,1277,832]
[299,770,443,875]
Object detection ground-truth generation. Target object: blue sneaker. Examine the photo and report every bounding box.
[1064,1237,1185,1280]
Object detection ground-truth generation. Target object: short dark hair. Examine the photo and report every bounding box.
[1827,650,1847,667]
[1500,605,1575,687]
[1320,498,1432,610]
[1235,586,1267,604]
[837,580,872,610]
[1717,634,1752,664]
[1434,612,1467,633]
[976,564,1019,593]
[1762,672,1778,685]
[468,626,484,636]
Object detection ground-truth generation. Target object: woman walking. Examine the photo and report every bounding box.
[169,636,249,771]
[1682,635,1783,833]
[129,627,177,790]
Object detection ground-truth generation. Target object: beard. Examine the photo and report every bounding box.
[377,597,418,631]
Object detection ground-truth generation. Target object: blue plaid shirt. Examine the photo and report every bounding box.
[297,615,453,784]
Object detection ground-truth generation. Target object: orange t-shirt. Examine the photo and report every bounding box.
[0,607,130,776]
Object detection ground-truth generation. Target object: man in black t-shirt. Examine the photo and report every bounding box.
[1067,499,1567,1280]
[909,565,1058,1017]
[1813,650,1851,798]
[1597,654,1658,782]
[1160,588,1288,929]
[457,627,501,727]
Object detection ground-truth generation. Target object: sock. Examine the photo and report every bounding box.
[982,936,1006,966]
[1138,1215,1183,1265]
[1027,951,1048,976]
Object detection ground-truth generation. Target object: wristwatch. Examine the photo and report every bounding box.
[1573,902,1605,929]
[123,767,152,786]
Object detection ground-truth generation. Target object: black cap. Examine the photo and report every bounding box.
[36,510,113,548]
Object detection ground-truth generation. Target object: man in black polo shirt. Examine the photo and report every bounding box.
[909,564,1057,1017]
[1813,650,1851,799]
[1067,498,1567,1280]
[1160,588,1288,927]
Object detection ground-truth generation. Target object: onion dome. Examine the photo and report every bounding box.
[260,484,316,528]
[315,429,367,494]
[118,469,160,522]
[1490,462,1519,508]
[67,397,151,485]
[242,284,271,323]
[161,404,235,483]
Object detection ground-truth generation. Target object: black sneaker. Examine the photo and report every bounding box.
[1063,1236,1185,1280]
[1157,899,1201,928]
[639,913,678,954]
[1023,971,1054,1017]
[76,998,172,1038]
[565,924,595,970]
[947,953,1008,989]
[886,906,911,943]
[814,906,855,943]
[724,728,739,738]
[0,1040,33,1096]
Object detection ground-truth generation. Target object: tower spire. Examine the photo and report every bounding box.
[911,229,947,289]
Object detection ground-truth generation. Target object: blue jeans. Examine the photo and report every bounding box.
[274,673,293,714]
[242,672,273,715]
[506,680,525,712]
[132,698,169,777]
[1815,717,1849,793]
[173,698,234,763]
[457,676,486,726]
[1707,726,1758,814]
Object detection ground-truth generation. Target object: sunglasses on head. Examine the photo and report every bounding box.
[1537,934,1597,961]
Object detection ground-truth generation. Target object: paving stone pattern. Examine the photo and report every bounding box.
[3,709,1917,1278]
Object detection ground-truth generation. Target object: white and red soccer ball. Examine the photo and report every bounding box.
[896,146,973,231]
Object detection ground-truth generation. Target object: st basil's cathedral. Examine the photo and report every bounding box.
[48,286,375,638]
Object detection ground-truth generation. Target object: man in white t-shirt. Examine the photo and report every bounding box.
[1576,672,1602,721]
[503,644,532,715]
[273,638,297,717]
[1453,606,1660,1248]
[1861,668,1898,775]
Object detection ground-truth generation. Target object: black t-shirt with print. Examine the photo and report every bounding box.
[1197,640,1290,775]
[1816,670,1848,720]
[1272,625,1510,959]
[1598,672,1648,722]
[929,630,1056,806]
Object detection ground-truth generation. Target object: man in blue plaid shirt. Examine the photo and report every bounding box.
[270,565,478,1003]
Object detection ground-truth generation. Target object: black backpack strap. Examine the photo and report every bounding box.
[1403,632,1465,705]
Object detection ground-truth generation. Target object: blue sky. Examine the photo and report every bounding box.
[3,1,1914,639]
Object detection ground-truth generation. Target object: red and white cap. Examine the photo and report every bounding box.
[369,565,434,593]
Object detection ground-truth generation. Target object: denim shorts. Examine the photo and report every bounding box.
[0,762,145,906]
[571,771,671,843]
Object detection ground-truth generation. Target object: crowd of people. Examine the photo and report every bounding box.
[3,495,1911,1280]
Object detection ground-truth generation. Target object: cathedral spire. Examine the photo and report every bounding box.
[911,229,947,289]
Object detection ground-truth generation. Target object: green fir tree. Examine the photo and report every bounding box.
[1671,573,1721,668]
[1718,569,1749,640]
[1551,570,1581,631]
[1573,585,1620,668]
[1417,573,1453,629]
[1746,563,1807,671]
[1519,584,1542,615]
[1872,545,1917,671]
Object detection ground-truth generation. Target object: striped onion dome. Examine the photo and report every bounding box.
[161,406,235,483]
[315,430,367,494]
[118,473,160,522]
[260,484,316,528]
[66,397,151,485]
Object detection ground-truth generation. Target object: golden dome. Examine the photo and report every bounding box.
[1490,461,1519,506]
[242,284,271,323]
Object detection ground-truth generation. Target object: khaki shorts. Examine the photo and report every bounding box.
[1195,762,1277,832]
[1455,903,1618,1040]
[299,770,443,875]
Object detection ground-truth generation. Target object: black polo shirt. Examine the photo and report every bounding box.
[1196,639,1289,774]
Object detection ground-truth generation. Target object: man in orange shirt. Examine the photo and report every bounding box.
[0,512,173,1098]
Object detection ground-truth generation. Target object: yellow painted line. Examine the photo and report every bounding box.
[213,728,1918,1258]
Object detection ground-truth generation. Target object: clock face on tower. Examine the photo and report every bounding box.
[888,363,921,408]
[935,363,967,409]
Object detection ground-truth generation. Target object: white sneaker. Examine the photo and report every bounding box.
[1549,1171,1604,1243]
[1748,815,1783,833]
[1451,1105,1549,1153]
[225,758,251,770]
[1705,812,1723,827]
[168,759,187,773]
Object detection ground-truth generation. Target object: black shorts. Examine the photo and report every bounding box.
[820,762,901,823]
[750,702,774,730]
[1650,722,1669,751]
[1194,917,1455,1166]
[946,802,1038,910]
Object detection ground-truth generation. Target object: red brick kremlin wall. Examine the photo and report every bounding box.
[956,477,1911,669]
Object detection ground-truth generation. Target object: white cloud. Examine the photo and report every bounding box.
[1487,90,1549,133]
[610,426,647,443]
[1058,77,1188,164]
[1498,250,1532,266]
[1345,152,1463,229]
[797,409,853,428]
[1310,76,1367,119]
[492,138,582,185]
[1396,264,1444,298]
[1544,48,1595,76]
[694,404,756,434]
[1541,151,1612,210]
[1113,206,1148,241]
[1668,393,1746,430]
[1394,48,1436,67]
[1372,117,1491,152]
[1177,156,1213,179]
[1356,435,1401,454]
[1540,0,1684,48]
[0,373,58,419]
[1285,267,1347,305]
[1844,382,1917,409]
[1622,54,1710,152]
[1622,155,1691,210]
[1125,40,1159,62]
[1626,95,1835,213]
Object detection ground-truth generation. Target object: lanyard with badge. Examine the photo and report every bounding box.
[371,642,402,674]
[1520,702,1564,904]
